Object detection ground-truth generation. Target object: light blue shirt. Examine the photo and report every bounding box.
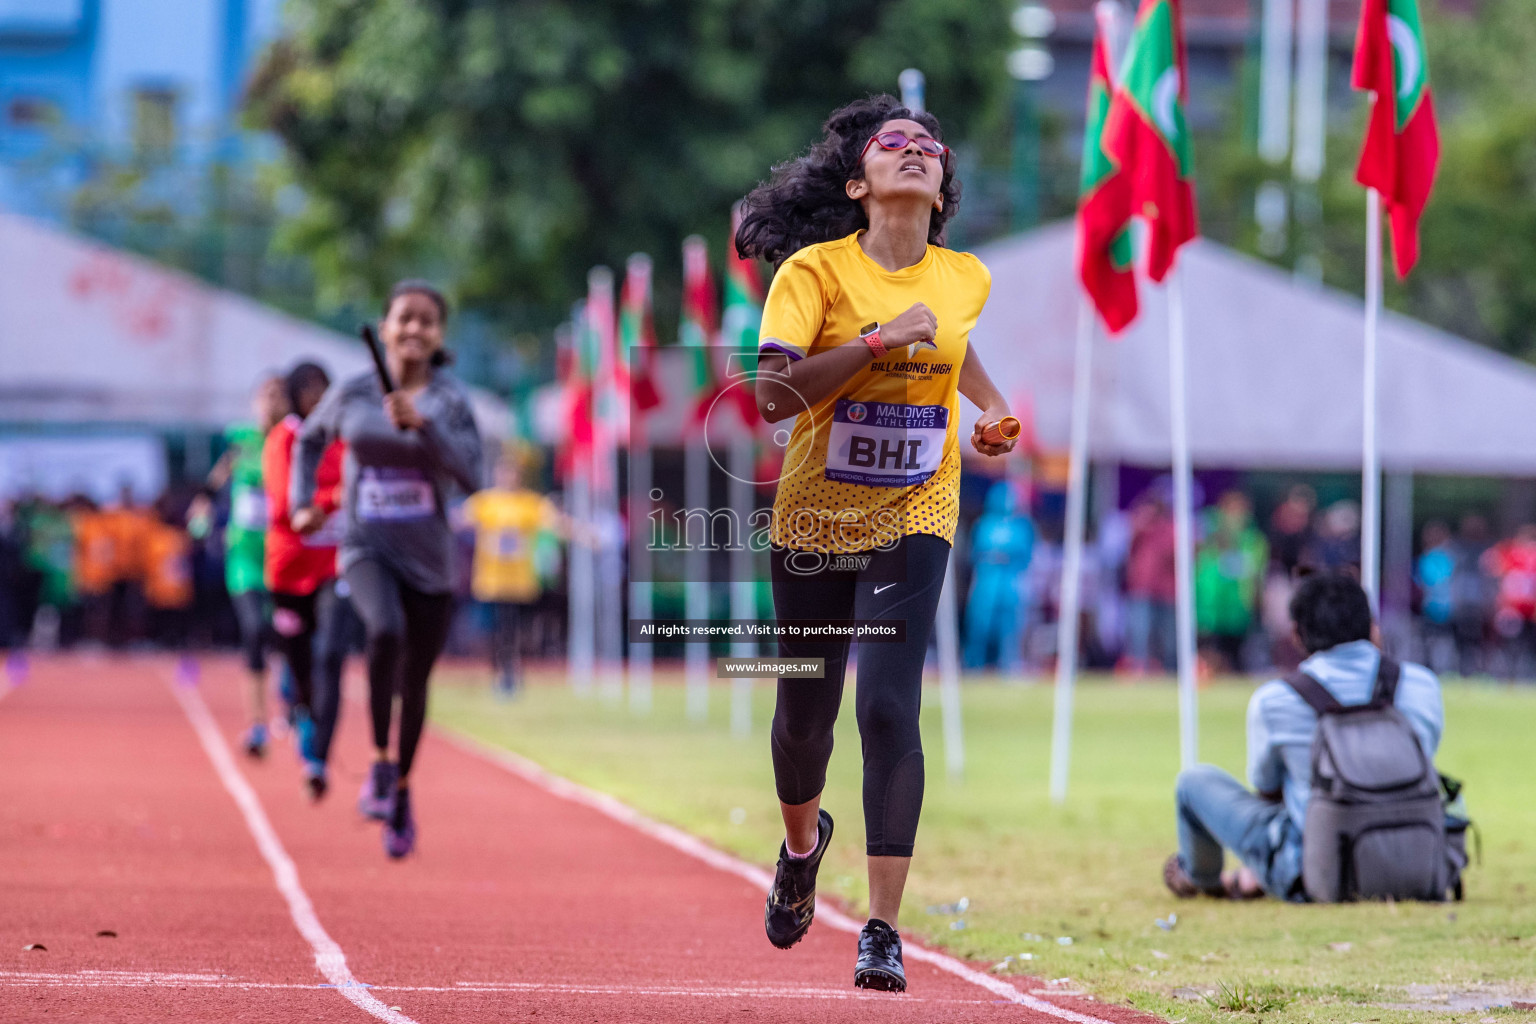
[1247,640,1444,832]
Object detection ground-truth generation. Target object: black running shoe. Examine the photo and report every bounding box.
[854,919,906,992]
[764,808,833,949]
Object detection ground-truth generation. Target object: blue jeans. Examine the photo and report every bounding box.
[1175,765,1304,900]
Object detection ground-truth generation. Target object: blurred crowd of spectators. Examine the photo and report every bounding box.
[5,472,1536,682]
[960,481,1536,680]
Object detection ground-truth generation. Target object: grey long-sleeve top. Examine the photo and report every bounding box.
[292,369,483,594]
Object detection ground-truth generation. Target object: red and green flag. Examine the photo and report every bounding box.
[716,203,763,427]
[1104,0,1198,282]
[1352,0,1439,277]
[619,253,661,417]
[679,234,719,416]
[721,203,764,352]
[1076,10,1138,334]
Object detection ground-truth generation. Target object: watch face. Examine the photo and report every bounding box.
[860,322,879,336]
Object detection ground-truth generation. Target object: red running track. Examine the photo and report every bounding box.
[0,653,1163,1024]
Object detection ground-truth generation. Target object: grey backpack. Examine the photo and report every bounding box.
[1285,656,1459,903]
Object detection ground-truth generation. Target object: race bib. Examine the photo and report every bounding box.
[825,400,948,487]
[357,468,435,521]
[494,529,525,559]
[231,487,268,531]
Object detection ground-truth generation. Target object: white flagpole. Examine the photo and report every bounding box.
[1049,296,1096,804]
[567,442,595,696]
[629,439,654,714]
[935,559,965,781]
[1168,267,1199,771]
[1361,188,1383,609]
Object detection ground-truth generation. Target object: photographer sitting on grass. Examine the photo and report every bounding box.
[1164,571,1444,901]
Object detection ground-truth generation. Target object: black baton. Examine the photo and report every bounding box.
[359,323,396,394]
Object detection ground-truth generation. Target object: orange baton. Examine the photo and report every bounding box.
[978,416,1022,447]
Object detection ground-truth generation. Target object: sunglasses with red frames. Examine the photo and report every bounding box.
[859,131,951,172]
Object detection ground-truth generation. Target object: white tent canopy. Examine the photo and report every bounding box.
[970,222,1536,476]
[0,213,510,437]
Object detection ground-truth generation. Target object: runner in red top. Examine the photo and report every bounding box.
[263,361,347,800]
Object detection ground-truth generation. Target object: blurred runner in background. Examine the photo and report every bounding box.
[264,361,348,800]
[462,449,563,695]
[191,375,288,757]
[293,280,482,858]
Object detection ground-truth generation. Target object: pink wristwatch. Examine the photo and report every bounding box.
[860,321,884,358]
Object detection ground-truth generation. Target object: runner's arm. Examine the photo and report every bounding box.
[291,385,341,515]
[958,344,1015,456]
[416,393,483,494]
[755,303,939,423]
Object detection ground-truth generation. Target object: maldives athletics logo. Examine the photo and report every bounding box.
[846,402,868,424]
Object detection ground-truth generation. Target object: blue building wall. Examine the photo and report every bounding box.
[0,0,281,220]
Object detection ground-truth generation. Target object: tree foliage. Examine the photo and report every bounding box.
[247,0,1012,332]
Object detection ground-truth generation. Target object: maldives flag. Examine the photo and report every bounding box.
[1076,8,1138,334]
[678,234,719,417]
[1104,0,1198,282]
[1352,0,1439,277]
[620,253,662,416]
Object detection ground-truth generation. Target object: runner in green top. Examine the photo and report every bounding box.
[191,376,288,757]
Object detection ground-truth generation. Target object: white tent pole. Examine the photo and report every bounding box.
[684,439,711,720]
[1168,268,1199,771]
[567,445,595,696]
[1362,188,1383,610]
[1049,297,1096,804]
[935,558,965,781]
[590,267,626,704]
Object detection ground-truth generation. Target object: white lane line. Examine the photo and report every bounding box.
[170,680,418,1024]
[0,971,993,1002]
[434,727,1122,1024]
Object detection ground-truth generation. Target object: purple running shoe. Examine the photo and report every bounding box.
[383,787,415,859]
[357,760,397,820]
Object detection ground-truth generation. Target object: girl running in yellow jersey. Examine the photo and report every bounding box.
[740,95,1018,991]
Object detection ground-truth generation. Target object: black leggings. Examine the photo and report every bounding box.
[344,559,454,781]
[230,590,269,674]
[271,583,350,764]
[769,533,950,858]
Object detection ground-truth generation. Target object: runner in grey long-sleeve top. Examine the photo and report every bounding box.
[290,279,482,859]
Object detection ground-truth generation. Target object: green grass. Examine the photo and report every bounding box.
[431,667,1536,1022]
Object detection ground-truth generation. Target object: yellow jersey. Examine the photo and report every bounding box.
[758,232,991,553]
[463,488,559,603]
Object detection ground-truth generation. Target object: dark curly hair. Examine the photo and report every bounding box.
[735,95,961,268]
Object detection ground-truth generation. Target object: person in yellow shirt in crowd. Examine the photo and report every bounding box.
[461,451,564,695]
